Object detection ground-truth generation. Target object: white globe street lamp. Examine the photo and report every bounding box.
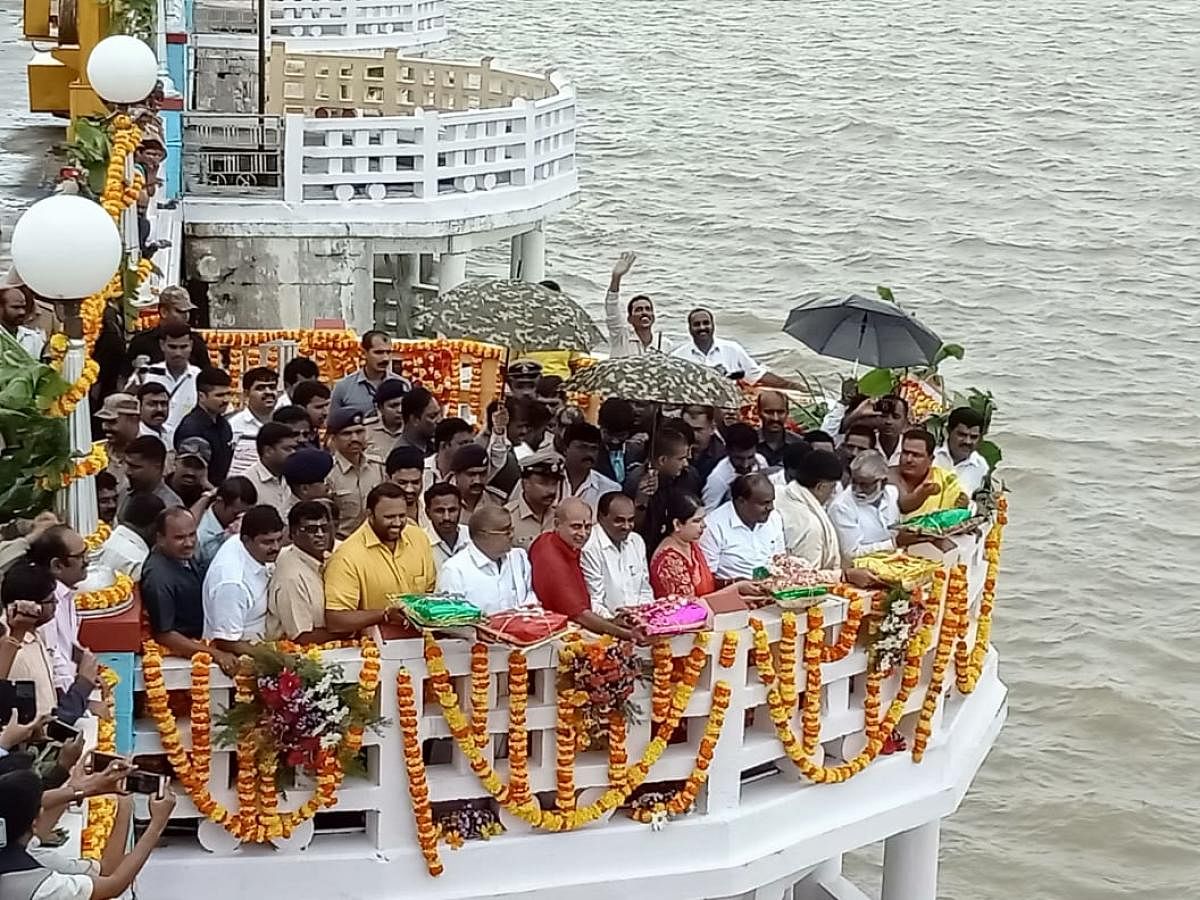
[10,193,124,536]
[87,34,160,105]
[10,194,122,301]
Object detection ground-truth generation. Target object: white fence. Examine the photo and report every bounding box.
[130,530,1006,896]
[193,0,448,53]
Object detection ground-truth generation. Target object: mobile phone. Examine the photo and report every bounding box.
[124,770,167,799]
[13,681,37,725]
[71,644,84,665]
[88,751,129,775]
[45,720,79,744]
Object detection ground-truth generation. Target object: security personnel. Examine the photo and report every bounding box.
[363,378,407,460]
[505,359,542,400]
[504,447,564,550]
[324,408,385,539]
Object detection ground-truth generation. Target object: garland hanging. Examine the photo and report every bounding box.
[955,495,1008,693]
[80,666,119,859]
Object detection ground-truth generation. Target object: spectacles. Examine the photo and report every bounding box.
[62,550,88,561]
[479,527,514,537]
[296,522,331,534]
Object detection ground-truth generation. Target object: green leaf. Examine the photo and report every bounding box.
[933,343,965,365]
[857,368,896,397]
[876,285,895,303]
[977,439,1002,471]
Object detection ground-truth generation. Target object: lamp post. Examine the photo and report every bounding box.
[10,194,123,536]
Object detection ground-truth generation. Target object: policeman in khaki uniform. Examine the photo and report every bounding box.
[363,378,407,461]
[324,407,385,540]
[504,447,565,551]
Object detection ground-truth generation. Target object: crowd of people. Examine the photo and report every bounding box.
[0,246,993,894]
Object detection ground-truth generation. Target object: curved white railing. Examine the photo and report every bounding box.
[193,0,448,53]
[129,531,1007,899]
[183,55,578,227]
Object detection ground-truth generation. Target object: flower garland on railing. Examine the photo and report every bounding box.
[80,666,119,859]
[83,521,112,551]
[141,638,381,842]
[955,494,1008,694]
[801,607,824,757]
[396,669,442,876]
[650,642,673,722]
[750,619,776,684]
[778,613,799,707]
[422,631,710,835]
[506,650,531,805]
[470,642,490,750]
[912,577,961,761]
[718,630,739,669]
[823,587,868,662]
[74,572,133,613]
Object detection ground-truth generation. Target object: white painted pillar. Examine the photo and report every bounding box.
[519,226,545,283]
[438,251,467,295]
[881,820,940,900]
[509,234,523,279]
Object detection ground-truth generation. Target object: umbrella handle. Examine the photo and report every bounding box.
[499,347,511,401]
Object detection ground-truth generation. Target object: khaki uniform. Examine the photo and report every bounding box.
[326,451,385,539]
[505,491,554,551]
[363,416,403,462]
[247,461,295,516]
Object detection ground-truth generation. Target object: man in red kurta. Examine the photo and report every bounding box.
[529,497,635,640]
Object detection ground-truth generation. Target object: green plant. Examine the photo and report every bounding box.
[102,0,155,40]
[66,117,112,197]
[0,333,72,520]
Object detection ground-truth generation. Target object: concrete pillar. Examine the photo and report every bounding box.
[439,251,468,295]
[519,226,546,283]
[881,820,940,900]
[509,235,523,279]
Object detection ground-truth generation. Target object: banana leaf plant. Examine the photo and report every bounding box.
[0,331,72,520]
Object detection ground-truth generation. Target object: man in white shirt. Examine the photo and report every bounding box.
[581,492,652,617]
[827,450,901,565]
[226,366,278,477]
[202,505,285,651]
[436,506,537,615]
[136,381,171,446]
[424,417,475,491]
[194,476,258,568]
[27,525,91,690]
[933,406,990,498]
[141,321,201,446]
[423,482,469,569]
[702,422,768,508]
[558,422,622,511]
[93,492,165,580]
[604,251,662,357]
[698,474,786,581]
[670,308,803,389]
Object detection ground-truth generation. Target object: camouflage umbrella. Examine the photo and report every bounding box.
[563,354,744,408]
[410,278,603,353]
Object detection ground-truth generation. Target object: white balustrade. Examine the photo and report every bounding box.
[194,0,448,52]
[131,531,1007,898]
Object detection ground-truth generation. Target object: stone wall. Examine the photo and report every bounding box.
[185,234,373,331]
[193,47,260,113]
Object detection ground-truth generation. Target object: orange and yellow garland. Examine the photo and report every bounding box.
[396,670,442,876]
[824,586,869,662]
[469,642,490,750]
[74,572,134,613]
[505,651,531,805]
[141,637,381,842]
[83,521,112,552]
[422,632,711,834]
[955,494,1008,694]
[80,666,119,860]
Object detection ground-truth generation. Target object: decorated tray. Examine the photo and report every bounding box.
[852,551,942,590]
[771,586,830,610]
[624,595,709,636]
[390,593,483,628]
[897,508,987,538]
[476,609,571,648]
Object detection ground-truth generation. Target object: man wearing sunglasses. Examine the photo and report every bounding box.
[266,502,340,645]
[25,526,95,693]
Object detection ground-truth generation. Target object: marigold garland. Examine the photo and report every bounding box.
[749,618,776,684]
[396,669,443,876]
[913,577,959,762]
[823,587,868,662]
[630,680,732,825]
[47,360,99,418]
[470,642,490,750]
[554,689,577,812]
[74,571,133,612]
[505,651,530,805]
[607,711,628,789]
[955,496,1008,694]
[650,641,673,722]
[801,606,824,756]
[422,632,709,832]
[141,637,380,842]
[718,630,740,669]
[80,666,119,859]
[83,521,112,552]
[778,612,799,707]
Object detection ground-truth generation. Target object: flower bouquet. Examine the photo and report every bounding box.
[866,585,923,674]
[216,646,386,781]
[557,637,648,749]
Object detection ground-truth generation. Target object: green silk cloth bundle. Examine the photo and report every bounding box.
[901,508,972,533]
[393,594,483,627]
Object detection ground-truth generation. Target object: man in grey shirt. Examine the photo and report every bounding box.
[330,330,410,415]
[120,435,184,516]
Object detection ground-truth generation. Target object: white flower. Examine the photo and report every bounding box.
[650,809,668,832]
[320,732,342,750]
[892,600,910,615]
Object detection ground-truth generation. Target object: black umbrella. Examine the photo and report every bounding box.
[782,293,942,369]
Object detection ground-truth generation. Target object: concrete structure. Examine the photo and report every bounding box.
[182,46,578,331]
[192,0,448,53]
[128,531,1006,900]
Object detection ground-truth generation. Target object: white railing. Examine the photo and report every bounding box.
[132,530,1007,896]
[193,0,448,53]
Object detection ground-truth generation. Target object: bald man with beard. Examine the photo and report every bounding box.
[529,497,637,640]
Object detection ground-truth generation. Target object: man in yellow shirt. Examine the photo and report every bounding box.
[323,482,435,634]
[893,428,968,517]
